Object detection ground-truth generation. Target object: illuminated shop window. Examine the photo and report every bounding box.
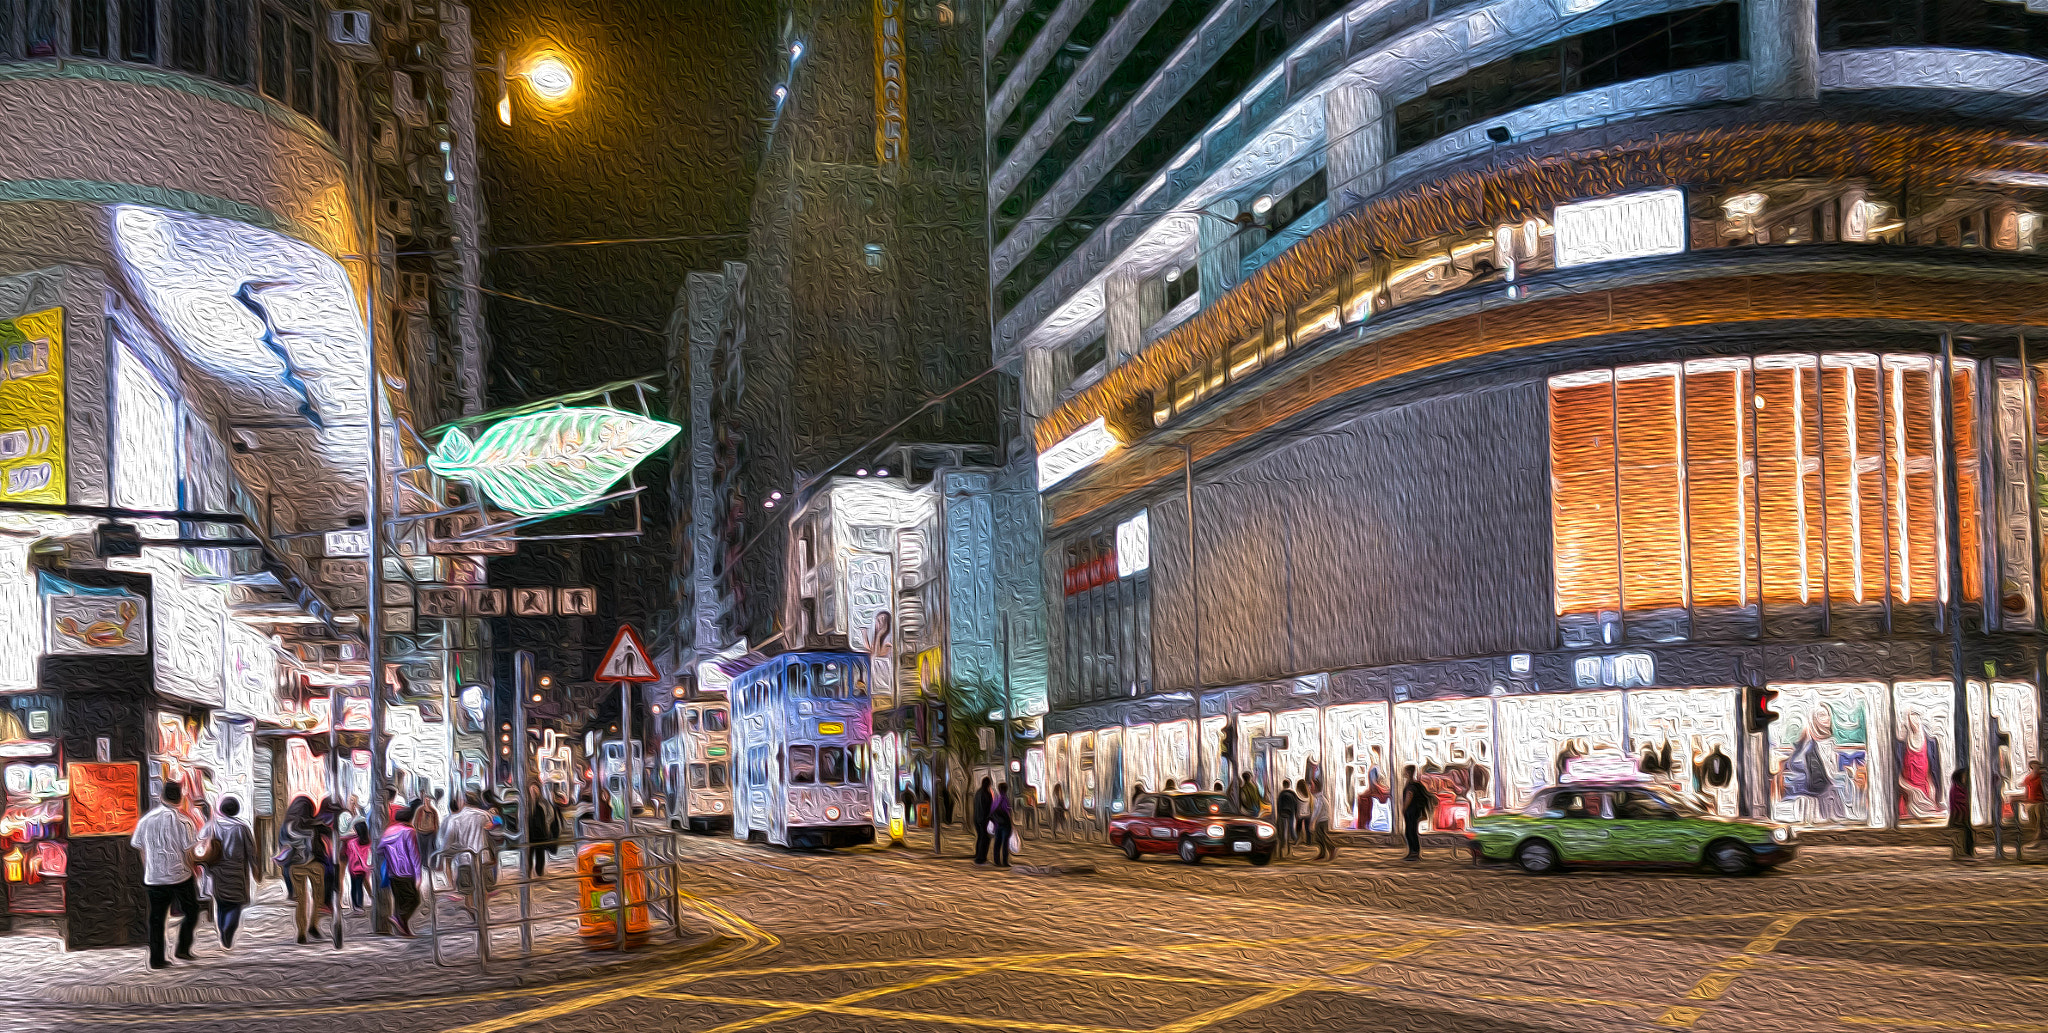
[1550,353,1983,646]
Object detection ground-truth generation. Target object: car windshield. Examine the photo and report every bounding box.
[1170,794,1246,818]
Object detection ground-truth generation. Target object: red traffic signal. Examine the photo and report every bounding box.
[1743,685,1780,734]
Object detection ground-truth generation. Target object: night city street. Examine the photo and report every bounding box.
[8,832,2048,1033]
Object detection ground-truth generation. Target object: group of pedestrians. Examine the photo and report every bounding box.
[129,778,554,968]
[972,777,1015,867]
[1233,765,1437,863]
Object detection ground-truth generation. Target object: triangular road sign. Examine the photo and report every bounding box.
[596,624,661,682]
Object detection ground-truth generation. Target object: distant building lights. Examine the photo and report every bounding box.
[855,469,868,476]
[875,468,887,476]
[773,84,788,102]
[1251,195,1275,216]
[791,41,803,58]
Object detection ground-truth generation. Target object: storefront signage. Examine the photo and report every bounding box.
[1552,189,1687,268]
[0,308,66,505]
[427,512,518,555]
[1560,754,1641,784]
[1064,551,1119,596]
[44,586,147,656]
[873,0,905,168]
[324,528,370,557]
[1037,417,1118,491]
[67,761,140,837]
[427,407,680,520]
[1573,652,1654,688]
[1116,510,1150,578]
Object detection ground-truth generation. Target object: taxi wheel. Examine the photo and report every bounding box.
[1179,837,1202,865]
[1515,840,1560,874]
[1248,851,1273,866]
[1122,835,1142,861]
[1705,839,1757,876]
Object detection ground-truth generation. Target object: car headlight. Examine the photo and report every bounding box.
[825,806,842,821]
[1255,823,1275,838]
[1772,826,1792,843]
[1206,824,1226,839]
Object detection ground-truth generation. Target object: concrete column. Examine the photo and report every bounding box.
[1749,0,1820,101]
[1323,80,1387,212]
[1104,268,1145,368]
[1197,198,1240,308]
[1023,344,1062,426]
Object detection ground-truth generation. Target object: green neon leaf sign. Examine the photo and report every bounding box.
[428,407,681,519]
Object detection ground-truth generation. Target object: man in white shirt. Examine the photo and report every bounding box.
[442,792,497,909]
[129,782,199,969]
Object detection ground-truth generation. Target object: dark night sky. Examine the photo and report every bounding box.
[469,0,776,684]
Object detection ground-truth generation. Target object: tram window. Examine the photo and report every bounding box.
[688,763,709,789]
[789,745,817,784]
[850,668,868,698]
[686,710,701,733]
[704,709,729,732]
[816,663,842,699]
[820,745,847,784]
[709,762,729,789]
[849,743,867,784]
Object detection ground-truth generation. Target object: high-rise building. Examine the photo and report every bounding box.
[1010,0,2048,836]
[0,0,485,942]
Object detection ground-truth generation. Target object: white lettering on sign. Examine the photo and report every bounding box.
[1116,510,1150,578]
[1037,417,1118,491]
[1552,190,1687,268]
[324,529,370,557]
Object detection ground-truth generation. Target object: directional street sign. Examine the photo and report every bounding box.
[596,624,660,682]
[1250,736,1289,751]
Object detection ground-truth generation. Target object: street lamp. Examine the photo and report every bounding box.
[496,47,578,125]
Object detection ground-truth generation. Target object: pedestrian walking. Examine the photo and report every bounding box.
[379,807,424,936]
[277,797,327,943]
[344,821,374,914]
[1309,782,1337,861]
[1295,779,1314,846]
[1022,784,1040,834]
[991,783,1014,868]
[1237,772,1264,818]
[412,787,441,883]
[1275,782,1300,858]
[2022,761,2045,854]
[197,796,257,949]
[444,792,497,910]
[1400,765,1431,861]
[131,782,200,969]
[1950,770,1977,860]
[972,777,994,865]
[314,799,341,923]
[527,782,562,879]
[1051,783,1068,835]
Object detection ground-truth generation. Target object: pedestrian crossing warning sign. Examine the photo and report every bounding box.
[597,624,660,682]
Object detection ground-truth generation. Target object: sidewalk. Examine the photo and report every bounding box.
[0,853,717,1010]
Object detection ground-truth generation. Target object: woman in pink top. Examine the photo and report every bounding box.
[344,821,374,914]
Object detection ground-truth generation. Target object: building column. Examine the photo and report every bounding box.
[1324,79,1387,212]
[1749,0,1820,101]
[1197,198,1240,308]
[1104,268,1145,368]
[1023,344,1062,432]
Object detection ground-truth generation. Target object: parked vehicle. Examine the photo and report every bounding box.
[1111,791,1277,865]
[1466,781,1797,875]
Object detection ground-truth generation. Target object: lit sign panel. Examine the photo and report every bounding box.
[428,407,680,519]
[1116,510,1150,578]
[817,721,846,736]
[1037,417,1118,491]
[1552,189,1687,269]
[0,308,65,504]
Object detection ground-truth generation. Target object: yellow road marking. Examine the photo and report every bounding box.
[646,989,1133,1033]
[1003,964,1279,989]
[1146,981,1326,1033]
[1531,894,2048,934]
[695,966,988,1033]
[1330,937,1442,975]
[1470,992,1651,1009]
[1655,914,1806,1028]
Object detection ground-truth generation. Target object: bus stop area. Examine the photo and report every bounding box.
[0,825,717,1012]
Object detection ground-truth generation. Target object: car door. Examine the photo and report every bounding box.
[1145,796,1185,850]
[1549,790,1612,863]
[1609,789,1686,864]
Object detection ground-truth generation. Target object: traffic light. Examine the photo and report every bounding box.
[929,703,947,745]
[1743,685,1780,734]
[1220,718,1238,762]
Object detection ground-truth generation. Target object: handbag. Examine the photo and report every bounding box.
[1009,830,1022,855]
[986,821,995,836]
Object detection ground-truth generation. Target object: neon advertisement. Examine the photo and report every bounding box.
[427,407,680,519]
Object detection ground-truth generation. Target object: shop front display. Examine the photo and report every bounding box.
[1123,723,1156,798]
[1628,688,1740,816]
[1154,720,1192,790]
[1321,703,1389,831]
[1272,707,1321,803]
[1497,692,1622,814]
[1392,697,1492,831]
[1969,681,2041,826]
[1,698,67,916]
[1769,682,1888,829]
[1889,681,1955,827]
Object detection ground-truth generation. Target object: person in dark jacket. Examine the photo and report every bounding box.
[200,796,257,949]
[1949,770,1976,860]
[990,784,1014,868]
[1274,782,1301,858]
[526,782,562,878]
[971,777,994,865]
[1400,765,1432,861]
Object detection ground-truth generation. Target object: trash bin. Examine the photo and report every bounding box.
[575,840,651,946]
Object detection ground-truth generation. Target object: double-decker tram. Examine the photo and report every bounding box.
[663,699,733,834]
[730,653,876,849]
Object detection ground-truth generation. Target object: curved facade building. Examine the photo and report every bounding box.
[0,1,484,945]
[1005,0,2048,836]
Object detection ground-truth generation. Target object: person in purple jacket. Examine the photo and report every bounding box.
[379,807,425,936]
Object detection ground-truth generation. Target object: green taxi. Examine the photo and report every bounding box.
[1466,782,1797,875]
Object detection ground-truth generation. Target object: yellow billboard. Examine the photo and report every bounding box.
[0,308,64,505]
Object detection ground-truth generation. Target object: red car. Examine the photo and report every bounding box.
[1110,791,1278,865]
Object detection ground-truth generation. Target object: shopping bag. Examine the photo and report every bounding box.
[1009,830,1022,855]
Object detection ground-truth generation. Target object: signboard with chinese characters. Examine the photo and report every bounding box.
[45,588,147,656]
[0,308,65,505]
[324,528,370,557]
[873,0,905,169]
[67,761,140,837]
[427,512,517,555]
[1037,417,1117,491]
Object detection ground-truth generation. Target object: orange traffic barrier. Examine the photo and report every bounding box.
[575,840,651,946]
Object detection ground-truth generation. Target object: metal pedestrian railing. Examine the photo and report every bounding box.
[421,825,689,970]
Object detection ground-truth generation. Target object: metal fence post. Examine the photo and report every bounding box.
[670,833,683,939]
[615,834,628,950]
[473,850,491,966]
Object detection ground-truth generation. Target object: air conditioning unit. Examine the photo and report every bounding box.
[400,272,430,312]
[330,10,372,46]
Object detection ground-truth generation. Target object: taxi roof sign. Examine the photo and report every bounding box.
[596,624,661,682]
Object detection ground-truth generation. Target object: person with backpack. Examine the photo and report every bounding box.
[197,796,257,949]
